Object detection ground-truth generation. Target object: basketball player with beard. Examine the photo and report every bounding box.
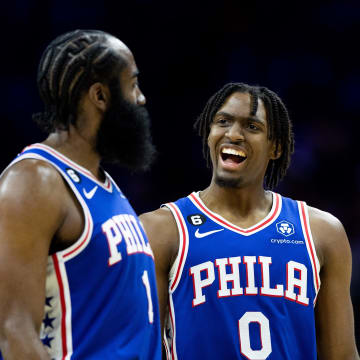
[140,83,359,359]
[0,30,161,359]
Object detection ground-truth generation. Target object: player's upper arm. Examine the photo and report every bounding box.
[309,206,359,360]
[0,159,67,351]
[140,208,179,331]
[140,208,179,272]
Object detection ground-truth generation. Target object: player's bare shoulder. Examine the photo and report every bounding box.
[307,205,350,268]
[140,207,178,246]
[1,158,65,195]
[140,207,179,268]
[0,159,68,226]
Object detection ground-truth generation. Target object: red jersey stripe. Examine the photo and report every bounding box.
[168,299,176,360]
[189,192,280,235]
[63,212,92,258]
[52,255,68,359]
[24,144,112,190]
[168,203,187,292]
[300,202,320,291]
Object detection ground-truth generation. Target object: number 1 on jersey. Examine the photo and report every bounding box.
[142,270,154,323]
[238,312,272,359]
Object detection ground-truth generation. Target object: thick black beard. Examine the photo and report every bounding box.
[96,90,156,171]
[215,175,243,188]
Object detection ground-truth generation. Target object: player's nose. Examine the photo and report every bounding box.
[225,122,245,142]
[137,88,146,106]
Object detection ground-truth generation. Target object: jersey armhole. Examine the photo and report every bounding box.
[297,201,321,305]
[9,154,93,262]
[161,203,189,293]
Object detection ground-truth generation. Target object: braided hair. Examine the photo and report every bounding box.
[33,29,126,133]
[194,83,294,189]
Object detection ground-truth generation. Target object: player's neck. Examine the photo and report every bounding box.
[199,182,272,225]
[42,127,103,182]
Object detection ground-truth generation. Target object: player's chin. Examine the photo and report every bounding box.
[214,173,243,188]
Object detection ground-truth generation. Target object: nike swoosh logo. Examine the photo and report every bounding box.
[83,185,98,199]
[195,228,224,238]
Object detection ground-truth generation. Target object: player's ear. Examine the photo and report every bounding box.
[270,141,282,160]
[88,82,110,112]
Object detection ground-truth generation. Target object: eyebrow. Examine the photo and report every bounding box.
[248,116,266,125]
[215,111,266,124]
[215,111,234,119]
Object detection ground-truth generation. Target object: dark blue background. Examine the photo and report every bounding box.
[1,0,359,347]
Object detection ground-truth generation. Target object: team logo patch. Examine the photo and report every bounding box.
[66,168,81,183]
[276,220,295,237]
[187,214,207,226]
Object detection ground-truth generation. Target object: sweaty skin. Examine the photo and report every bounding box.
[0,37,145,359]
[140,92,359,360]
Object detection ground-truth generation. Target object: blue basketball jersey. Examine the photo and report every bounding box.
[164,192,320,360]
[0,143,161,360]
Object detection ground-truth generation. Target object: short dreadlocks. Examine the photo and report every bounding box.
[33,29,126,133]
[194,82,294,189]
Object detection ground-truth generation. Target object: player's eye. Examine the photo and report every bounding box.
[215,118,228,125]
[248,122,259,131]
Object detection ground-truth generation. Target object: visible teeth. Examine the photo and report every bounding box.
[222,148,246,157]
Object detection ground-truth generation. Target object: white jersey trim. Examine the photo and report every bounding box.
[188,192,282,236]
[298,201,321,305]
[104,170,122,194]
[9,152,94,262]
[164,203,189,293]
[57,254,74,359]
[48,253,74,359]
[40,257,66,358]
[23,143,113,192]
[167,294,178,360]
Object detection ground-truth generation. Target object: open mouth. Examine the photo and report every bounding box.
[221,147,247,164]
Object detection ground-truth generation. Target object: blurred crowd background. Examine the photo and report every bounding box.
[1,0,359,347]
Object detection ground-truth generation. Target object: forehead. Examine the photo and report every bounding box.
[217,92,267,122]
[106,37,138,75]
